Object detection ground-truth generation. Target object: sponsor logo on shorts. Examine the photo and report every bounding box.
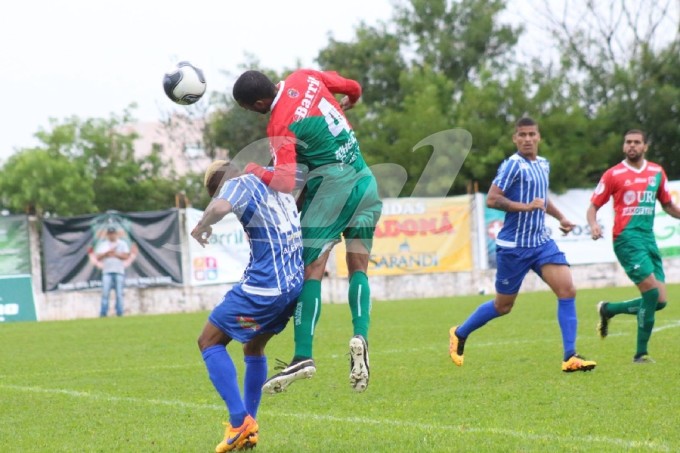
[238,316,261,331]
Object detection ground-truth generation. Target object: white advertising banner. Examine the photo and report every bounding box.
[544,189,617,264]
[545,181,680,264]
[185,208,250,286]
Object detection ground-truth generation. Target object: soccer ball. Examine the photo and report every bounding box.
[163,61,207,105]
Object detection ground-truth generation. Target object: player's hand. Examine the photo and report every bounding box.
[339,95,355,111]
[558,219,576,236]
[590,224,603,240]
[526,198,546,212]
[191,224,212,248]
[244,162,262,175]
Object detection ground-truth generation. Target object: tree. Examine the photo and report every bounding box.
[312,0,523,196]
[0,108,183,215]
[535,0,680,179]
[0,149,95,216]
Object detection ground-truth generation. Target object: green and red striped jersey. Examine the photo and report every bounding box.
[590,160,672,241]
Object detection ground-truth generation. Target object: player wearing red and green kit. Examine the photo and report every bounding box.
[233,69,382,392]
[587,129,680,363]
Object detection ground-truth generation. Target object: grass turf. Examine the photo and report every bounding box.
[1,284,679,452]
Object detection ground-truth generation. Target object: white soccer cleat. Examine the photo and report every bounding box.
[349,335,370,392]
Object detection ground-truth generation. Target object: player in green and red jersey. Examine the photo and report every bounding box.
[587,129,680,363]
[232,69,382,392]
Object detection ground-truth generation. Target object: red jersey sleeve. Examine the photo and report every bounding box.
[590,169,613,208]
[657,168,673,205]
[316,70,362,104]
[245,122,297,193]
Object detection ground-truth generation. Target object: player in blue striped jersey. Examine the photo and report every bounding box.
[449,117,597,373]
[191,160,304,452]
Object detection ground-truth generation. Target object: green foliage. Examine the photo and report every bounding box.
[0,149,95,216]
[2,285,680,451]
[317,23,407,110]
[394,0,521,84]
[0,109,184,216]
[597,43,680,179]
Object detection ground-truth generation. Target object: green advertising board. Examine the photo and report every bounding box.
[0,215,31,275]
[0,275,38,322]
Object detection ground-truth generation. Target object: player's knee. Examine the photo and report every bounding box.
[197,334,210,352]
[243,343,265,356]
[656,301,667,311]
[494,300,514,315]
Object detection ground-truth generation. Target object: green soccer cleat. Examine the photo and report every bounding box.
[562,354,597,372]
[215,415,258,452]
[449,326,465,366]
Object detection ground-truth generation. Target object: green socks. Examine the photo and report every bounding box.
[348,271,371,341]
[293,279,322,360]
[606,297,643,315]
[604,298,666,316]
[636,288,659,357]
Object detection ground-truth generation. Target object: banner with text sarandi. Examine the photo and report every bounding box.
[335,196,473,277]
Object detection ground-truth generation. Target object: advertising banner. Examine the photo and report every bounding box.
[185,208,250,286]
[42,209,183,291]
[0,215,31,275]
[655,180,680,257]
[335,196,473,277]
[483,195,505,269]
[482,190,617,266]
[0,275,37,322]
[545,189,617,264]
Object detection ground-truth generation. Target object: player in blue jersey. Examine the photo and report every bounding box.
[448,117,597,372]
[191,160,304,452]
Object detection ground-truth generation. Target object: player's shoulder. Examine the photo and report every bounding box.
[645,161,664,173]
[605,161,628,177]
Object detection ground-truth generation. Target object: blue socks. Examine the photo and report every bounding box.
[457,300,500,338]
[557,298,577,361]
[202,345,246,427]
[243,355,267,418]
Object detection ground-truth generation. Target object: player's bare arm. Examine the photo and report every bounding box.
[546,200,574,235]
[191,199,233,247]
[487,185,544,212]
[662,201,680,220]
[586,203,603,240]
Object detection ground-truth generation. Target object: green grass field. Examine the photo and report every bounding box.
[2,285,679,452]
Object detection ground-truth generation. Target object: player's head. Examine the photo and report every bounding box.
[233,70,277,114]
[204,160,242,198]
[106,226,118,238]
[512,116,541,157]
[622,129,648,163]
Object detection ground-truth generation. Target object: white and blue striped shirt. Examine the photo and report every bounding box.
[217,174,304,295]
[493,153,551,248]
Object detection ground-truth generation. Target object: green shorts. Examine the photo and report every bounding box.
[613,234,665,285]
[300,164,382,265]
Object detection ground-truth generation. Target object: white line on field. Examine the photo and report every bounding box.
[0,384,672,451]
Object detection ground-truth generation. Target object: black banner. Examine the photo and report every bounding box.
[42,209,183,292]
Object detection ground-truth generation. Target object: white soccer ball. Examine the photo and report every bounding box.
[163,61,207,105]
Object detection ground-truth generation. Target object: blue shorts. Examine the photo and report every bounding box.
[208,283,301,343]
[495,240,569,295]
